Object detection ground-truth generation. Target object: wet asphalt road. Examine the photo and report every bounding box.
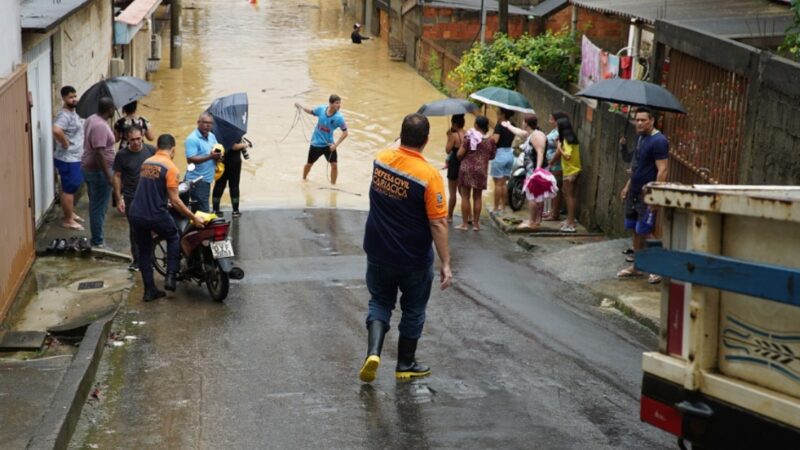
[70,209,672,449]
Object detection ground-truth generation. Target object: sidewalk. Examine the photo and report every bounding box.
[488,207,661,332]
[0,196,135,449]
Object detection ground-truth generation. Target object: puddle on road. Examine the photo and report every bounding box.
[10,257,133,332]
[144,0,483,212]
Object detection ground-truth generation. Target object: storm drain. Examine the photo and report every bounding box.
[0,331,47,351]
[77,280,104,291]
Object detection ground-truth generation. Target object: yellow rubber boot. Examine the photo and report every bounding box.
[395,337,431,380]
[358,320,387,383]
[359,355,381,383]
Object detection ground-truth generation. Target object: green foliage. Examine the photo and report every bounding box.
[780,0,800,59]
[427,51,449,95]
[452,30,580,94]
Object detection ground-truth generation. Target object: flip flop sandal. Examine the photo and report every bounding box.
[77,237,91,252]
[617,267,645,279]
[61,222,85,231]
[46,239,59,252]
[66,237,80,251]
[56,239,67,252]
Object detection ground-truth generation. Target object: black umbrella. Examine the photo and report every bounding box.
[576,78,686,114]
[417,98,478,116]
[207,92,249,149]
[76,76,153,118]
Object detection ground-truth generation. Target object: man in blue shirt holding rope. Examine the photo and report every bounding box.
[295,94,349,184]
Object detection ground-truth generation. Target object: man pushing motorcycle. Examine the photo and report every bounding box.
[129,134,208,302]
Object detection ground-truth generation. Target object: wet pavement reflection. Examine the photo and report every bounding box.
[143,0,452,211]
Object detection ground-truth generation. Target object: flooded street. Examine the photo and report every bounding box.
[62,2,670,448]
[144,0,451,210]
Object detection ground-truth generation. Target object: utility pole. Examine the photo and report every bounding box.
[479,0,487,45]
[170,0,182,69]
[499,0,508,34]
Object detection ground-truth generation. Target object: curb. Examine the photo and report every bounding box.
[487,213,603,237]
[606,297,660,335]
[27,311,117,450]
[34,249,133,264]
[487,213,663,333]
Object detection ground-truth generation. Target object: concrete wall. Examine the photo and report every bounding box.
[403,7,421,65]
[51,0,113,97]
[0,0,23,78]
[120,25,152,79]
[344,0,366,26]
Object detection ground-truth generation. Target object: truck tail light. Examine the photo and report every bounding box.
[641,395,682,437]
[668,281,690,358]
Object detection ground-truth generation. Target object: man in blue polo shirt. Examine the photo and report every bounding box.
[295,94,349,184]
[618,107,669,283]
[185,112,221,212]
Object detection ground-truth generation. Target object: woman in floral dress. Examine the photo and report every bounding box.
[456,115,496,231]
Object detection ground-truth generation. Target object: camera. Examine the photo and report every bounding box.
[241,137,252,160]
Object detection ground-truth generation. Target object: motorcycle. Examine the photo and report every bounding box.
[152,168,244,302]
[507,152,527,211]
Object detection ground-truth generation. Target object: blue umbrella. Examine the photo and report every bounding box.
[207,92,249,149]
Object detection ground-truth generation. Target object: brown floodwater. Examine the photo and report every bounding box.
[142,0,456,211]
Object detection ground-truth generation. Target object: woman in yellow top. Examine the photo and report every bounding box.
[556,117,581,232]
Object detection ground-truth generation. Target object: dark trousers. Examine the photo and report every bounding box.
[124,196,139,263]
[131,215,180,291]
[190,180,211,213]
[365,261,434,340]
[212,157,242,212]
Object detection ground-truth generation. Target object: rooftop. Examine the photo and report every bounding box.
[20,0,91,33]
[570,0,794,38]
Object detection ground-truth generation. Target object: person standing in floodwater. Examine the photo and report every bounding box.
[296,95,349,185]
[351,23,370,44]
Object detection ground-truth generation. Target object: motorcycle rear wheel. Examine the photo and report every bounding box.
[206,260,230,302]
[508,176,526,211]
[153,239,168,277]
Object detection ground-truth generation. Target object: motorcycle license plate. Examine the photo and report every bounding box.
[210,240,234,259]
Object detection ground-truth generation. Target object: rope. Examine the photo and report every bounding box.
[281,105,339,183]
